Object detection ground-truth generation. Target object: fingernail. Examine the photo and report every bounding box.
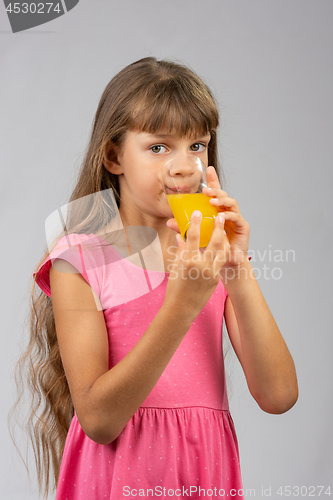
[218,213,225,223]
[192,210,202,218]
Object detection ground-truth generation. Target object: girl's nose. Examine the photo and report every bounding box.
[168,156,195,177]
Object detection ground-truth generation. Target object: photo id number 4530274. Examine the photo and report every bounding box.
[267,485,332,497]
[5,3,62,14]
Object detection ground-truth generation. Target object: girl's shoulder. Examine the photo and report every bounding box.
[33,232,104,299]
[32,230,165,310]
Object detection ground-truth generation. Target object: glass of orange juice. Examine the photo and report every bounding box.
[160,156,218,248]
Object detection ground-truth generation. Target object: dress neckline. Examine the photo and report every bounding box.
[90,233,170,276]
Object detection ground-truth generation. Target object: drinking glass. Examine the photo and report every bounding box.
[160,155,218,248]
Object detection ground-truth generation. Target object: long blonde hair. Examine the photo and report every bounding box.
[8,56,223,499]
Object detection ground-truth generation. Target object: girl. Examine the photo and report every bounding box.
[10,57,298,500]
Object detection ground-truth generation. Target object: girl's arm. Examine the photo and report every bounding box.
[200,166,298,414]
[50,262,197,445]
[223,259,298,414]
[49,213,228,446]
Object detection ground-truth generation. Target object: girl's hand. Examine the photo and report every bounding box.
[202,166,250,269]
[166,166,250,270]
[164,210,229,319]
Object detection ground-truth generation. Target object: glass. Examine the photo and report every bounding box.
[160,155,218,248]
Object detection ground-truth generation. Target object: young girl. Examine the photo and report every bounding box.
[11,57,298,500]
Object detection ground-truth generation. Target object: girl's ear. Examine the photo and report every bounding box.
[103,142,123,175]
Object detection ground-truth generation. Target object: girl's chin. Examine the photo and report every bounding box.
[161,210,174,220]
[164,206,174,218]
[159,196,173,217]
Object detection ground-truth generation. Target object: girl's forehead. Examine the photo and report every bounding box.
[130,128,211,141]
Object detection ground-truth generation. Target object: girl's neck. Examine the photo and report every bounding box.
[119,205,177,249]
[95,209,177,273]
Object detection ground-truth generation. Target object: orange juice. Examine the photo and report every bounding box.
[166,193,218,247]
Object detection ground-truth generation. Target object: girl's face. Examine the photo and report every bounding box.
[113,129,211,226]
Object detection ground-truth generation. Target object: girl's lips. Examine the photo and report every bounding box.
[165,185,191,194]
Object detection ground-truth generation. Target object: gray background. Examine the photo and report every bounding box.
[1,0,332,498]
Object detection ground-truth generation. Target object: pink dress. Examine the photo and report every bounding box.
[33,233,243,499]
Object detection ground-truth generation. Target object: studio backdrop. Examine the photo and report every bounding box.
[1,1,332,499]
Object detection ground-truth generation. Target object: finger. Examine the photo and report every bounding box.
[203,185,228,197]
[167,233,186,272]
[202,184,240,213]
[219,210,246,230]
[205,215,231,275]
[166,218,181,233]
[175,233,186,251]
[206,166,222,190]
[204,212,226,258]
[185,210,201,252]
[214,242,230,275]
[209,195,241,214]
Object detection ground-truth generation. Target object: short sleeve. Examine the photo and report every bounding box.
[33,233,102,299]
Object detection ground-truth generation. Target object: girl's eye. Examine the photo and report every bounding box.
[190,143,206,152]
[150,145,167,154]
